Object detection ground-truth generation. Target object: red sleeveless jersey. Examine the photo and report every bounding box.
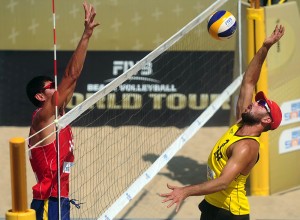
[28,109,75,200]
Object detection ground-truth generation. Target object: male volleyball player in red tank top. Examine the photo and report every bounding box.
[160,25,285,220]
[26,2,99,220]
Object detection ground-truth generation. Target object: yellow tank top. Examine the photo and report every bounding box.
[204,123,260,215]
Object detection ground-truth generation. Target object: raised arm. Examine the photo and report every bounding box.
[235,25,284,120]
[56,2,100,107]
[40,1,99,120]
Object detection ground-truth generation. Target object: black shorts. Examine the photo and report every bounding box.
[31,197,70,220]
[198,199,250,220]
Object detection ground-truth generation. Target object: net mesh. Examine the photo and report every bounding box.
[26,0,241,219]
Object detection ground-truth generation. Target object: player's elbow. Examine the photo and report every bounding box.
[69,69,80,81]
[218,182,229,191]
[65,64,82,81]
[63,70,79,86]
[216,178,231,191]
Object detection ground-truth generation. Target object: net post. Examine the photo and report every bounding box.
[252,6,270,196]
[5,137,36,220]
[247,3,270,196]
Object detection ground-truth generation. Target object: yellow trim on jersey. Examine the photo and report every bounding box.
[205,123,260,215]
[43,199,49,220]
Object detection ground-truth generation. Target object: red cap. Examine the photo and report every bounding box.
[255,91,282,130]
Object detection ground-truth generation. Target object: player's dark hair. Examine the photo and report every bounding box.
[263,123,271,132]
[26,75,53,107]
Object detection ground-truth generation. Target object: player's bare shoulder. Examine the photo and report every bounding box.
[227,138,259,160]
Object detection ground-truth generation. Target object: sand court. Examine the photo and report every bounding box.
[1,126,299,219]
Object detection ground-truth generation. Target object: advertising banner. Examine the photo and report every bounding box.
[0,51,233,127]
[265,1,300,193]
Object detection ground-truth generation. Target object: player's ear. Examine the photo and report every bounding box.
[34,93,45,102]
[261,115,272,124]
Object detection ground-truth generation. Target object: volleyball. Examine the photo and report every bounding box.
[207,10,237,40]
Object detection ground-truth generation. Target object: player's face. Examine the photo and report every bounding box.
[40,81,55,101]
[241,111,261,125]
[41,81,55,96]
[242,100,270,125]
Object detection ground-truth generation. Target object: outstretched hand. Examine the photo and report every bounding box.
[264,24,285,49]
[83,1,100,37]
[160,183,187,213]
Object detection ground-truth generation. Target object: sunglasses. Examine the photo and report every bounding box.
[257,99,271,114]
[40,81,55,92]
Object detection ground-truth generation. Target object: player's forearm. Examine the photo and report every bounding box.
[184,179,228,197]
[242,43,269,87]
[235,42,272,119]
[64,33,91,81]
[54,32,91,109]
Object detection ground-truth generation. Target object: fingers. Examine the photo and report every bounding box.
[83,1,88,19]
[83,2,96,20]
[160,194,182,212]
[82,2,100,29]
[274,24,285,36]
[90,11,100,27]
[167,200,175,208]
[160,183,184,212]
[161,195,176,208]
[279,25,285,35]
[161,196,173,203]
[167,183,178,190]
[160,184,173,198]
[160,192,171,198]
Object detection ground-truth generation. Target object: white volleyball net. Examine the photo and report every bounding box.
[27,0,244,219]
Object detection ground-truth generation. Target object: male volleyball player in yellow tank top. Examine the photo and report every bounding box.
[160,24,285,220]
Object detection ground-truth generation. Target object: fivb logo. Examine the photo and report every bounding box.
[113,60,153,76]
